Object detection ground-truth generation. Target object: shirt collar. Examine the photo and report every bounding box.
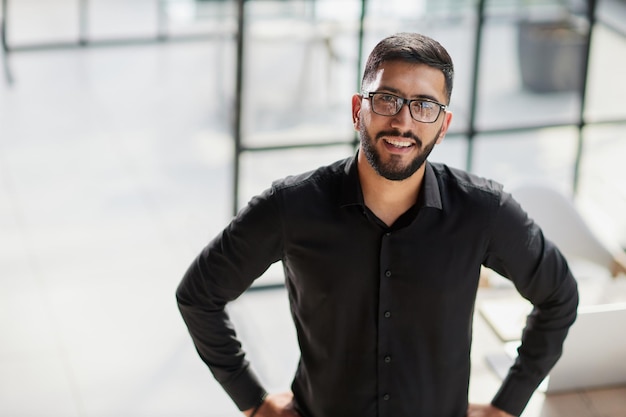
[338,153,443,211]
[420,162,443,210]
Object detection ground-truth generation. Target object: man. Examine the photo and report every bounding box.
[177,33,579,417]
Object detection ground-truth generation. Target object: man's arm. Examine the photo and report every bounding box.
[483,191,579,416]
[467,404,513,417]
[176,189,284,412]
[241,392,301,417]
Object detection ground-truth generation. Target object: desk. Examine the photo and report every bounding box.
[473,288,626,417]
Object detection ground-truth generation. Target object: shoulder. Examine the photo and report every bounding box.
[271,156,351,196]
[430,162,504,201]
[237,157,352,220]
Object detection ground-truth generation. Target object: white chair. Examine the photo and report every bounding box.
[480,182,626,342]
[509,182,625,277]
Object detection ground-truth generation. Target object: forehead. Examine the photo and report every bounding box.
[367,60,447,100]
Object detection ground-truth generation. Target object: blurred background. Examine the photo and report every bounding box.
[1,0,625,416]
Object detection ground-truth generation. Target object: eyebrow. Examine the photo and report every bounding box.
[377,86,441,104]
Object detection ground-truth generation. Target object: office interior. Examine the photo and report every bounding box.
[1,0,625,416]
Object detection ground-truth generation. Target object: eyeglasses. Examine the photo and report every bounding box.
[362,91,447,123]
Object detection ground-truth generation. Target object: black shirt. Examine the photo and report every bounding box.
[176,155,578,417]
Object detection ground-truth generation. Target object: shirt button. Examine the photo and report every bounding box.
[384,311,391,318]
[385,270,391,277]
[384,355,391,363]
[383,394,390,401]
[385,232,391,237]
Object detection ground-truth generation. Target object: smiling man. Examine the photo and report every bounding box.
[177,33,579,417]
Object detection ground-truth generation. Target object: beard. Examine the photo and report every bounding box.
[359,123,440,181]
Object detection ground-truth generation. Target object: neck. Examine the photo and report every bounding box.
[357,151,426,227]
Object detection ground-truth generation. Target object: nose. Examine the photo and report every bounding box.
[390,102,414,128]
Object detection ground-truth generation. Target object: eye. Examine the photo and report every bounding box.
[377,94,397,104]
[414,100,436,110]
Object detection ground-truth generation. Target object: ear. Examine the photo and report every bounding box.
[351,94,362,131]
[436,110,453,144]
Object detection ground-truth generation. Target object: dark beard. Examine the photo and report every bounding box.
[359,124,439,181]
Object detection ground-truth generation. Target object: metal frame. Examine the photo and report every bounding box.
[1,0,625,219]
[232,0,626,218]
[0,0,10,83]
[0,0,232,84]
[231,0,366,214]
[2,0,625,292]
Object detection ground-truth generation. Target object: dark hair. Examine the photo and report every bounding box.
[361,33,454,103]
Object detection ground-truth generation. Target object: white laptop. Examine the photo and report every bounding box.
[486,302,626,393]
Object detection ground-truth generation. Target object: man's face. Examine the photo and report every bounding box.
[352,61,453,181]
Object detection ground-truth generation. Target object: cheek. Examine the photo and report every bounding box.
[435,128,445,143]
[360,110,383,131]
[357,109,373,132]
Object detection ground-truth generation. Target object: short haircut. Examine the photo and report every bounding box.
[361,33,454,103]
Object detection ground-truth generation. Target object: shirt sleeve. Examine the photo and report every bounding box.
[175,187,284,411]
[483,190,579,416]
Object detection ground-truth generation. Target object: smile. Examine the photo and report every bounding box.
[384,138,414,148]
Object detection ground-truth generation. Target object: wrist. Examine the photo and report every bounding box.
[249,392,268,417]
[491,404,515,417]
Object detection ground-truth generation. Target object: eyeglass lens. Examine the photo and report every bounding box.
[371,93,441,123]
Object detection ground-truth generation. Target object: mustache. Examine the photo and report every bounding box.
[376,129,422,145]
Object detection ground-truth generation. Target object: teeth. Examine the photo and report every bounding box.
[385,138,412,148]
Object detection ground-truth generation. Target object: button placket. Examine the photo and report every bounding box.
[378,230,395,417]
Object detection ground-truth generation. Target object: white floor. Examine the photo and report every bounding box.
[1,2,626,417]
[0,40,236,416]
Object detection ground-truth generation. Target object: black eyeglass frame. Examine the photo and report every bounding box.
[362,91,448,124]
